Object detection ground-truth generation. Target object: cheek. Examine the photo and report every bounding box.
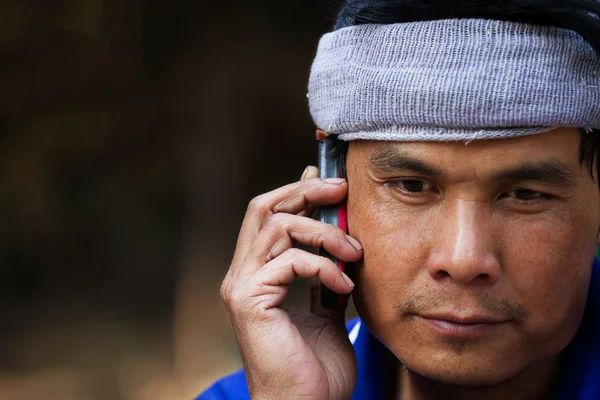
[499,208,596,345]
[347,186,433,327]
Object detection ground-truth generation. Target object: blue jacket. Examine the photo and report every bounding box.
[198,260,600,399]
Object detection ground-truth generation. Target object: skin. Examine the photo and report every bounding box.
[220,127,600,400]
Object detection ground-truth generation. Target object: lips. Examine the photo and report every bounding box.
[421,313,507,325]
[416,313,508,339]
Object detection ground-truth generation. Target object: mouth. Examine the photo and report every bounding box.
[415,313,508,339]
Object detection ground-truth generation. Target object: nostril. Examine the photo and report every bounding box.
[436,270,451,279]
[475,273,490,281]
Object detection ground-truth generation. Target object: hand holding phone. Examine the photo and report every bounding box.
[219,167,360,400]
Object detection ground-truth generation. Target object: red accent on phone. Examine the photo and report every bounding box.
[336,201,349,309]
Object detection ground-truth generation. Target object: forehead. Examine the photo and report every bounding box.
[350,127,583,172]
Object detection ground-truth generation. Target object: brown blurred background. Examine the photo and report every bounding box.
[0,1,342,399]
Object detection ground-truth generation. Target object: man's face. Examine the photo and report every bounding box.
[346,127,600,386]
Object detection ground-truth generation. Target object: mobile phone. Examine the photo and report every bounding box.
[318,137,351,310]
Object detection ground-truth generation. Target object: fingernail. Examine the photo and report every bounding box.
[323,178,345,185]
[346,235,363,251]
[301,166,318,181]
[342,272,355,288]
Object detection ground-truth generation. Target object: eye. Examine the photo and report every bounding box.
[399,179,425,192]
[386,179,439,197]
[503,188,549,201]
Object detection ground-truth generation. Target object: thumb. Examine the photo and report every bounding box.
[301,165,319,181]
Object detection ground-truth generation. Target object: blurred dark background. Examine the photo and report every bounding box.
[0,1,340,398]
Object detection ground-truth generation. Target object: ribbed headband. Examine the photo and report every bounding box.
[307,19,600,141]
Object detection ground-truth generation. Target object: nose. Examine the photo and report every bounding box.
[427,200,501,285]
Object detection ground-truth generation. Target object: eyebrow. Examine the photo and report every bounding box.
[491,160,576,185]
[369,147,444,178]
[369,147,577,185]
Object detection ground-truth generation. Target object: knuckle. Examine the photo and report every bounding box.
[262,213,289,233]
[269,212,289,225]
[304,176,322,188]
[226,286,247,312]
[246,194,269,215]
[300,178,317,193]
[220,272,241,306]
[282,247,303,261]
[311,230,326,248]
[220,284,234,306]
[220,281,230,302]
[279,248,307,270]
[296,229,324,249]
[317,255,333,267]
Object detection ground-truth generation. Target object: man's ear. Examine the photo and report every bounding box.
[316,130,329,140]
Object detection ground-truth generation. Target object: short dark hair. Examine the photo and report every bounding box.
[328,0,600,183]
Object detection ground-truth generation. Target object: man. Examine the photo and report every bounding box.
[199,0,600,398]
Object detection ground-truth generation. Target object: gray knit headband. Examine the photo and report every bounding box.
[307,19,600,141]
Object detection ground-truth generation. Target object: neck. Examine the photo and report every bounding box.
[388,353,562,400]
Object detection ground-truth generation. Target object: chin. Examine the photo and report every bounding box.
[393,342,530,389]
[401,360,522,389]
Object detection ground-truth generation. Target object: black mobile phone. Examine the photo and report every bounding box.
[318,137,351,310]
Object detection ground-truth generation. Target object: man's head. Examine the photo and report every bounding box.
[309,0,600,390]
[347,127,600,386]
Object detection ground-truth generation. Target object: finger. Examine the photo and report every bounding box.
[247,248,354,310]
[270,177,346,214]
[231,177,348,266]
[299,166,320,217]
[243,213,362,275]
